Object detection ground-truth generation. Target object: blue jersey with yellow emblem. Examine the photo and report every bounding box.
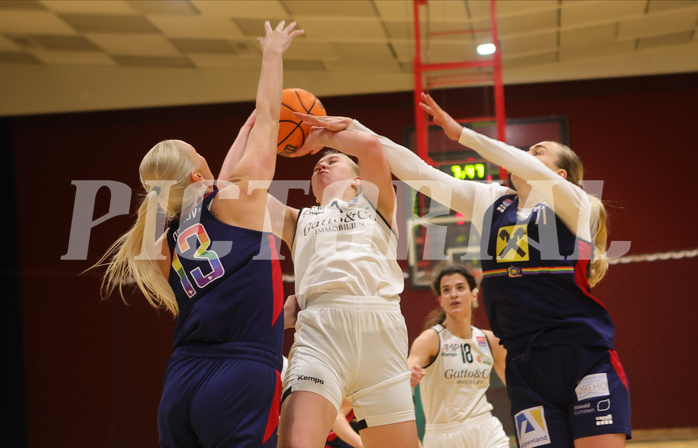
[480,194,615,351]
[166,191,284,360]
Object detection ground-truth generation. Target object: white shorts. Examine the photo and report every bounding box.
[424,412,511,448]
[282,295,415,428]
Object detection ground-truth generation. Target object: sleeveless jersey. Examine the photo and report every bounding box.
[420,325,496,425]
[292,194,403,308]
[480,194,615,351]
[167,191,284,359]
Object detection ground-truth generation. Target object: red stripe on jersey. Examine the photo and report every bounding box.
[268,235,284,327]
[262,370,282,443]
[574,240,608,311]
[609,349,629,390]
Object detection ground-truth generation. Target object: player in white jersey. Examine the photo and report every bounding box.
[272,127,419,448]
[409,265,509,448]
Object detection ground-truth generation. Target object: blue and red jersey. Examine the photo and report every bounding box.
[480,194,615,352]
[166,191,284,364]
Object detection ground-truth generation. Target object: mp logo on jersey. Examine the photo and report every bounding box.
[515,406,551,448]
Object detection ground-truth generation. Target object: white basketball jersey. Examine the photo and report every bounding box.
[292,194,403,308]
[420,325,496,425]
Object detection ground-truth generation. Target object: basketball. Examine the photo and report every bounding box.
[277,88,326,157]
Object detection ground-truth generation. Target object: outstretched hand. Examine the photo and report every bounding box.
[419,92,463,142]
[294,113,353,132]
[258,20,304,54]
[410,364,426,387]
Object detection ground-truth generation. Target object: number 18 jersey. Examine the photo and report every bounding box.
[420,325,497,425]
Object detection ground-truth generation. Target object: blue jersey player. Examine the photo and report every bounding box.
[300,96,632,448]
[97,21,303,447]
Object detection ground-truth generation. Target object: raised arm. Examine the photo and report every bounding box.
[301,125,397,225]
[295,113,510,233]
[420,92,591,239]
[226,21,303,187]
[217,110,256,185]
[211,21,301,232]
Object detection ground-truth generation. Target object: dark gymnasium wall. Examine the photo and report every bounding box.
[5,72,697,447]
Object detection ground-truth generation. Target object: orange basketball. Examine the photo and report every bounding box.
[277,88,326,157]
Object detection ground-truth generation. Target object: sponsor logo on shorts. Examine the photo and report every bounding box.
[575,373,610,401]
[515,406,551,448]
[297,374,324,385]
[573,398,613,417]
[597,399,611,412]
[572,402,595,416]
[596,414,614,426]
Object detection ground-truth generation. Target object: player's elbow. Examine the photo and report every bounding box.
[363,134,384,158]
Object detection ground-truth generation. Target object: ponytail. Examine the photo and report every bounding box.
[553,142,609,287]
[97,189,178,315]
[93,140,197,316]
[588,195,609,287]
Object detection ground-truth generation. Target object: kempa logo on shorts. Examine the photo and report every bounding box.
[297,375,324,384]
[575,373,609,401]
[515,406,551,448]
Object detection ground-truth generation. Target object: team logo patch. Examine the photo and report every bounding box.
[515,406,551,448]
[476,355,492,365]
[496,224,529,263]
[477,336,487,348]
[575,373,610,401]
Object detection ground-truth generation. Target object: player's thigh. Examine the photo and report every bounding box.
[278,390,338,448]
[191,358,280,448]
[359,420,420,448]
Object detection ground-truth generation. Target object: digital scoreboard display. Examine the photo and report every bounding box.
[439,163,488,180]
[439,162,487,181]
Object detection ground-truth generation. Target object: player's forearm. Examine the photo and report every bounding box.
[347,120,483,217]
[255,49,283,126]
[458,127,590,234]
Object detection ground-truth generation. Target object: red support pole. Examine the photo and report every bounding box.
[413,0,430,163]
[413,0,505,176]
[491,0,506,144]
[490,0,509,184]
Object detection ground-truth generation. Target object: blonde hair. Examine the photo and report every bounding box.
[95,140,197,316]
[553,142,608,287]
[319,149,359,176]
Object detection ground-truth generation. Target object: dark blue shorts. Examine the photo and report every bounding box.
[158,344,282,448]
[506,345,631,448]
